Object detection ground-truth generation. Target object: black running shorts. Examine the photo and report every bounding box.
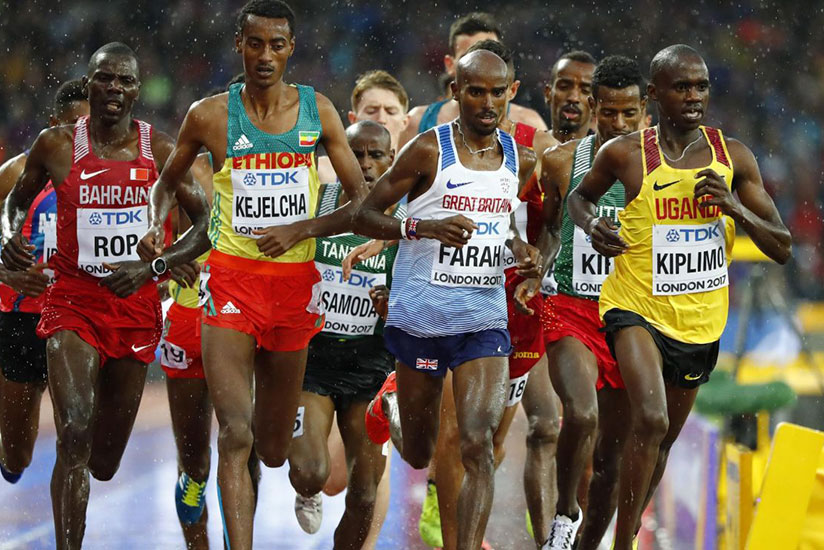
[302,334,395,411]
[0,311,47,384]
[602,309,719,390]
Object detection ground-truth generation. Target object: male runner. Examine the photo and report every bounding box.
[399,12,547,147]
[354,50,541,550]
[567,45,791,549]
[288,121,400,549]
[515,55,647,550]
[420,39,559,550]
[317,69,409,181]
[0,79,88,484]
[545,51,596,144]
[139,2,368,548]
[1,43,208,550]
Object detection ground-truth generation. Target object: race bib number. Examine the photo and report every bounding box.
[231,167,310,238]
[431,216,505,288]
[77,206,147,277]
[159,338,188,370]
[316,262,386,336]
[572,226,613,297]
[652,220,728,295]
[293,406,305,438]
[506,372,529,407]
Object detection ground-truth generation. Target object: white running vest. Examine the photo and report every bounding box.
[386,122,519,337]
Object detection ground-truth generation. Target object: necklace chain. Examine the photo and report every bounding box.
[657,125,703,163]
[455,120,498,155]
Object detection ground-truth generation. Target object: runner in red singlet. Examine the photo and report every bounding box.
[0,43,209,550]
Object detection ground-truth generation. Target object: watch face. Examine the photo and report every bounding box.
[153,258,167,275]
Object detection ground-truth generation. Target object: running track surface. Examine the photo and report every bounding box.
[0,381,538,549]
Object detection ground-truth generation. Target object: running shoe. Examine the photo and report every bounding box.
[543,510,582,550]
[526,509,533,539]
[175,472,207,525]
[419,480,443,547]
[365,371,397,445]
[0,462,21,484]
[294,492,323,534]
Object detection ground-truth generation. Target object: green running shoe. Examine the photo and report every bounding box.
[419,480,443,547]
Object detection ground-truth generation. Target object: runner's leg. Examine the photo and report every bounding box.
[611,327,668,550]
[395,363,444,469]
[521,356,560,546]
[47,330,100,550]
[334,400,387,549]
[288,392,336,497]
[453,356,508,550]
[0,374,46,474]
[578,387,630,550]
[167,377,213,550]
[201,324,256,550]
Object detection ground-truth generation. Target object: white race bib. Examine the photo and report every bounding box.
[231,167,310,238]
[572,225,613,297]
[652,220,728,296]
[159,338,188,370]
[506,372,529,407]
[41,215,57,281]
[431,215,506,288]
[76,206,147,277]
[502,202,528,268]
[316,262,386,336]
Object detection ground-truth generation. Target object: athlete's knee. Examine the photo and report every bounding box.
[459,428,494,473]
[3,445,34,472]
[344,481,378,514]
[217,417,254,457]
[562,401,599,436]
[89,456,119,481]
[289,457,330,496]
[526,413,560,449]
[633,407,669,442]
[55,414,94,465]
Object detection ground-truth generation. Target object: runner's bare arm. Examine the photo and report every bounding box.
[251,94,369,258]
[142,99,216,259]
[509,145,542,278]
[0,154,26,203]
[353,133,476,247]
[1,128,67,270]
[696,139,791,264]
[568,137,629,257]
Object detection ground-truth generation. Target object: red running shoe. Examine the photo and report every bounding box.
[365,371,397,444]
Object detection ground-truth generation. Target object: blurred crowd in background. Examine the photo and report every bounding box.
[0,0,821,298]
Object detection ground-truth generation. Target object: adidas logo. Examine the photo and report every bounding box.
[221,301,241,314]
[232,134,253,151]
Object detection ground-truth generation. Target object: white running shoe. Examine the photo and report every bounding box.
[294,492,323,534]
[543,510,583,550]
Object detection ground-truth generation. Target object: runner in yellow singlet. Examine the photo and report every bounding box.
[567,44,791,550]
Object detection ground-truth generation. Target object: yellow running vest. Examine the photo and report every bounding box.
[599,126,735,344]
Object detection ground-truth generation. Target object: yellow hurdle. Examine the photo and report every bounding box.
[746,423,824,549]
[726,444,753,550]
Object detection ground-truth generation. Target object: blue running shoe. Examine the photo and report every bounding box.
[175,472,207,525]
[0,462,21,484]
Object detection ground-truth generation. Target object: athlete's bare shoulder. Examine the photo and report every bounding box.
[720,136,754,165]
[541,137,578,170]
[400,126,439,163]
[508,103,548,131]
[532,129,558,158]
[0,153,27,200]
[599,131,642,166]
[149,129,177,169]
[187,93,229,134]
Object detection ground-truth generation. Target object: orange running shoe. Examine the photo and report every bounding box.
[365,371,397,444]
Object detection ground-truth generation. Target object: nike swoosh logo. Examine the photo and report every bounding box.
[80,168,110,180]
[653,180,680,191]
[684,373,703,381]
[446,180,472,189]
[131,343,153,353]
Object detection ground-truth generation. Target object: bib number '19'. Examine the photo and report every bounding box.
[76,206,147,277]
[231,167,310,238]
[652,220,728,296]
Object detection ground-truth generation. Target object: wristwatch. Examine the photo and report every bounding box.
[151,257,168,276]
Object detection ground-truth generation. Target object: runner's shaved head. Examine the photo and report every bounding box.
[649,44,705,85]
[345,120,391,150]
[455,49,508,88]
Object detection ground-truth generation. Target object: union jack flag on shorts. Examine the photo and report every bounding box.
[415,357,439,371]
